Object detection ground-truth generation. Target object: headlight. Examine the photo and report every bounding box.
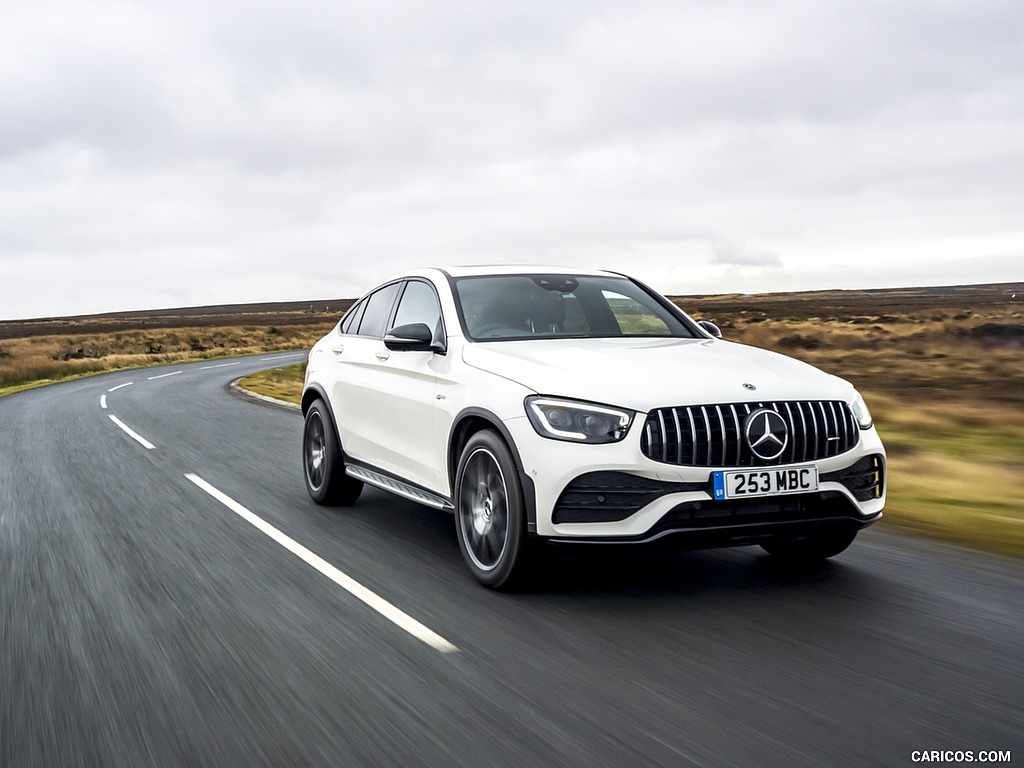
[850,391,873,430]
[525,396,634,443]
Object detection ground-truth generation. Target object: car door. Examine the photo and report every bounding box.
[366,279,444,492]
[328,281,402,464]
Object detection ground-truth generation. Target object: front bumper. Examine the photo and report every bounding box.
[505,415,887,541]
[546,489,882,546]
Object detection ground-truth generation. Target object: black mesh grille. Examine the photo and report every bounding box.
[659,491,857,530]
[633,490,869,544]
[552,472,707,524]
[640,400,860,468]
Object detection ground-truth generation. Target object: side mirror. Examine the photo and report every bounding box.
[697,320,723,339]
[384,323,438,352]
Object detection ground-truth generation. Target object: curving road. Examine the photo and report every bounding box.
[2,354,1021,767]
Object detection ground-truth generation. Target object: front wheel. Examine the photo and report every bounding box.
[760,530,857,562]
[303,399,363,506]
[454,430,528,589]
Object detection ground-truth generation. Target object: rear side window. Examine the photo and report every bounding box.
[356,283,401,338]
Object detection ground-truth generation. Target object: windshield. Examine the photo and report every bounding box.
[453,274,700,341]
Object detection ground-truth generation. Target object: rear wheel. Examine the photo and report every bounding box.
[303,399,363,505]
[760,530,857,561]
[454,430,528,589]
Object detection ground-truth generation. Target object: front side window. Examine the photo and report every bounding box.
[393,280,442,333]
[454,274,697,341]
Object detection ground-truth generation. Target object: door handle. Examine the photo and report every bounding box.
[375,350,390,361]
[332,345,345,355]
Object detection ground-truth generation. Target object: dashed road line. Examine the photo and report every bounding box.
[100,395,108,409]
[200,362,241,370]
[184,473,459,655]
[108,415,156,450]
[108,382,134,392]
[260,353,305,362]
[147,370,183,380]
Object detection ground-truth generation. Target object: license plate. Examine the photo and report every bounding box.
[712,466,818,500]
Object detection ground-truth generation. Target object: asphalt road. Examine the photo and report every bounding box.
[2,354,1021,768]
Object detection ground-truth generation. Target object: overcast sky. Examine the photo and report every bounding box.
[2,0,1023,319]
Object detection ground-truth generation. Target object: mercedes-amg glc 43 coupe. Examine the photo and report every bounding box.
[302,266,885,588]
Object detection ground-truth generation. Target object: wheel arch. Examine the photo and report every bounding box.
[302,383,332,418]
[300,384,364,506]
[302,382,346,456]
[448,407,538,534]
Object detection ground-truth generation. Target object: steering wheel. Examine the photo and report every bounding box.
[474,324,521,337]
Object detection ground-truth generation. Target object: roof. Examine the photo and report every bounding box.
[422,264,620,278]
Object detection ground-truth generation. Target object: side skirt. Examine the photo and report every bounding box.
[345,465,455,512]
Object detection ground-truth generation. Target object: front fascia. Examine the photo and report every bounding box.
[507,414,887,539]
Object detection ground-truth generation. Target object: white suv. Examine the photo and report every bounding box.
[302,266,885,588]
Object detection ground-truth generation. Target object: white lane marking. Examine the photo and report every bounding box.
[184,473,459,655]
[260,353,304,362]
[200,362,241,370]
[108,415,156,450]
[147,370,183,380]
[100,395,108,409]
[108,382,134,392]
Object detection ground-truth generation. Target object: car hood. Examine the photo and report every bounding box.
[461,337,854,412]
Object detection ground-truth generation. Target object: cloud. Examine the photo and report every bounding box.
[1,0,1023,319]
[709,237,783,268]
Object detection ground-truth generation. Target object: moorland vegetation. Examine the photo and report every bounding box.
[4,284,1021,556]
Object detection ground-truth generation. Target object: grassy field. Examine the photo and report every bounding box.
[0,300,349,398]
[4,284,1021,557]
[240,363,308,404]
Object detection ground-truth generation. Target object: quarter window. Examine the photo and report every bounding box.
[340,300,366,334]
[356,283,401,338]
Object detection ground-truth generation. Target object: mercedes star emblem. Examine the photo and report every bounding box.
[745,409,789,461]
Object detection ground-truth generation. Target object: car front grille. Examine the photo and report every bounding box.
[640,400,860,468]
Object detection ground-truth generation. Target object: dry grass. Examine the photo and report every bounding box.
[240,363,307,404]
[863,394,1024,558]
[0,300,349,397]
[0,322,332,397]
[683,284,1024,403]
[881,449,1024,558]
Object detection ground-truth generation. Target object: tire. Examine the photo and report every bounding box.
[454,430,528,589]
[760,530,858,561]
[302,399,363,505]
